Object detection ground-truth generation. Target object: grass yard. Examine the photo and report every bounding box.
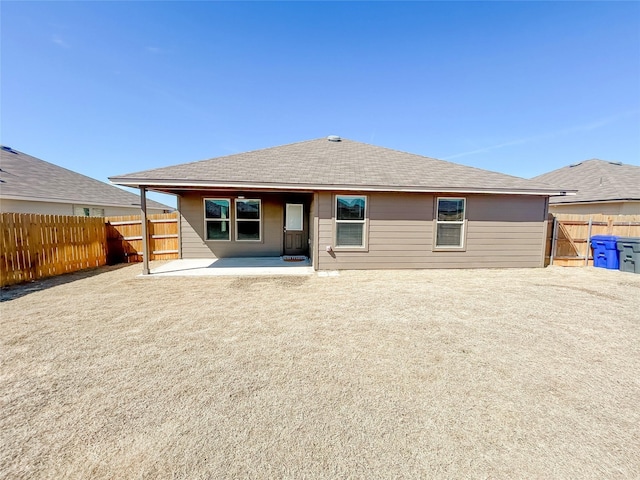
[1,264,639,479]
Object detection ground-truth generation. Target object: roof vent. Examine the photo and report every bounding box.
[327,135,341,142]
[608,161,622,166]
[1,146,18,154]
[569,162,582,167]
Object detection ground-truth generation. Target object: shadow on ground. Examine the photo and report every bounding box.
[1,264,133,302]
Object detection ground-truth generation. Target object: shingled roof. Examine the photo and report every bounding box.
[0,146,171,210]
[532,159,640,204]
[110,137,567,195]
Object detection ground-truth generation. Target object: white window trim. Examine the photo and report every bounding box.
[334,194,368,251]
[73,205,104,217]
[235,198,262,242]
[204,198,231,242]
[74,206,91,217]
[434,197,466,251]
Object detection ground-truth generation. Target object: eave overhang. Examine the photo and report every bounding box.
[109,177,575,197]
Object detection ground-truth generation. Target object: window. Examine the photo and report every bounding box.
[286,204,303,231]
[235,199,261,241]
[435,197,466,248]
[73,206,104,217]
[204,199,230,241]
[335,195,367,248]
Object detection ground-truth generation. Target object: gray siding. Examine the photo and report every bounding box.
[180,191,286,258]
[309,194,318,268]
[179,191,311,259]
[317,192,548,269]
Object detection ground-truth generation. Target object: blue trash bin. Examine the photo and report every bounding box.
[616,237,640,274]
[590,235,619,270]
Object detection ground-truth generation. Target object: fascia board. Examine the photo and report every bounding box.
[110,178,575,197]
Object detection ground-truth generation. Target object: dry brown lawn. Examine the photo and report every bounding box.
[1,263,639,479]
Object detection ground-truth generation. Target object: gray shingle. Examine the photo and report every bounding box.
[532,159,640,204]
[110,138,564,194]
[0,146,171,210]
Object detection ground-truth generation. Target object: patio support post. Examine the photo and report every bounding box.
[140,186,150,275]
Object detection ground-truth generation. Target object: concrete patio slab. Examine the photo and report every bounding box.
[143,257,314,277]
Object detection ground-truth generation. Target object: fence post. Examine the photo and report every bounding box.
[550,216,558,266]
[585,216,592,266]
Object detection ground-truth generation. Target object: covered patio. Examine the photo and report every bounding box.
[143,257,314,277]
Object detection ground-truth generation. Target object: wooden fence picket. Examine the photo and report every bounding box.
[105,213,179,264]
[549,213,640,267]
[1,212,178,287]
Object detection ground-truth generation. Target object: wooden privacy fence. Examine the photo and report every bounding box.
[1,213,107,287]
[549,214,640,267]
[106,213,179,264]
[1,212,178,287]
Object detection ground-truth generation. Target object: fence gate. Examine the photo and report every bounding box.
[549,214,640,267]
[105,213,179,264]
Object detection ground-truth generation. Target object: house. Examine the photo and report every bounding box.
[532,159,640,215]
[109,136,570,271]
[0,146,172,216]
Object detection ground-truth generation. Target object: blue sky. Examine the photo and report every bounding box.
[2,1,639,208]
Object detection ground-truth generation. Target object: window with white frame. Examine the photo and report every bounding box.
[204,199,230,241]
[235,199,261,241]
[435,197,466,248]
[73,206,104,217]
[335,195,367,247]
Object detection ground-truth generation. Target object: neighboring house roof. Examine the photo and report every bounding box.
[0,146,171,210]
[532,159,640,204]
[110,137,569,196]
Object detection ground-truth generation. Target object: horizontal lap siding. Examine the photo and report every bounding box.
[180,191,284,259]
[180,194,216,258]
[317,192,547,269]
